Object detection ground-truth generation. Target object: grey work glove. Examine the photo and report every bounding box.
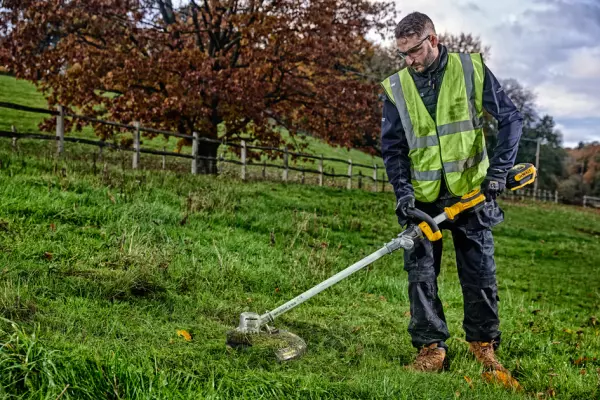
[481,178,506,202]
[395,194,416,227]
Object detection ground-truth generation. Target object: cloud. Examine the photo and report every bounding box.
[556,119,600,147]
[535,82,600,119]
[477,0,600,145]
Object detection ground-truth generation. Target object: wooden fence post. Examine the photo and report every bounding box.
[192,131,199,175]
[219,153,224,175]
[358,170,363,190]
[56,105,65,158]
[241,140,247,181]
[132,121,140,169]
[318,155,324,187]
[262,160,266,179]
[554,190,558,204]
[330,167,334,186]
[162,147,166,170]
[347,159,352,190]
[11,125,16,152]
[583,195,587,208]
[373,164,378,192]
[282,147,288,182]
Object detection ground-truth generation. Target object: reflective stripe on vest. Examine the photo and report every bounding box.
[380,53,489,202]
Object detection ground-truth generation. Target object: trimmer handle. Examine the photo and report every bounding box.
[406,208,442,242]
[444,189,486,220]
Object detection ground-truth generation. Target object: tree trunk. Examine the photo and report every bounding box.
[197,141,220,175]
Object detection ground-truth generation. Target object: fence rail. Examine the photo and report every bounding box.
[0,101,392,191]
[2,101,599,206]
[584,195,600,208]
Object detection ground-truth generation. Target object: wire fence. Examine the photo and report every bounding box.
[1,101,599,207]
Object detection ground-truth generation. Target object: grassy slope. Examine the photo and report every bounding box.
[0,75,384,177]
[0,140,598,399]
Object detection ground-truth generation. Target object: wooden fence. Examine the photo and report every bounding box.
[1,101,599,207]
[583,195,600,208]
[0,101,392,191]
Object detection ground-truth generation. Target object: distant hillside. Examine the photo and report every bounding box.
[0,74,384,176]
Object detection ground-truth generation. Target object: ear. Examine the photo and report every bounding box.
[429,34,439,48]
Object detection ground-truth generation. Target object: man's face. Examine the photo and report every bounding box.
[396,34,437,73]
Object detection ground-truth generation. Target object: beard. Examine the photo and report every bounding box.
[412,46,437,72]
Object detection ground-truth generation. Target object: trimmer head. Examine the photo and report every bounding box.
[226,312,307,362]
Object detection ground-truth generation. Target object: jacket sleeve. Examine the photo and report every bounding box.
[482,64,524,182]
[380,97,414,200]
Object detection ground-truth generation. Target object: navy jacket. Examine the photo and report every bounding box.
[381,46,523,202]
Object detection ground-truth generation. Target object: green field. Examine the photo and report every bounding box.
[0,138,598,399]
[0,75,385,179]
[1,74,600,399]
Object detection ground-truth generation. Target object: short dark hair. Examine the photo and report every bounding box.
[394,12,436,40]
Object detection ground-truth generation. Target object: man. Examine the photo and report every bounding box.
[380,12,522,372]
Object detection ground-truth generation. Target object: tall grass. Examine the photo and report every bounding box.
[0,139,598,399]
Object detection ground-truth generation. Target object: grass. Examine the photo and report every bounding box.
[0,75,384,178]
[0,138,598,399]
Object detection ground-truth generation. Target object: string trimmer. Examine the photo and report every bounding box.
[226,163,537,362]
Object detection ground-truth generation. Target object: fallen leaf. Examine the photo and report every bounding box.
[482,371,522,391]
[44,252,53,260]
[454,391,460,398]
[579,369,587,375]
[463,375,473,389]
[50,223,56,232]
[573,357,590,366]
[351,326,362,333]
[176,330,192,341]
[379,296,387,302]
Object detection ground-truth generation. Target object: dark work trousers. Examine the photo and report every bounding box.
[403,197,505,351]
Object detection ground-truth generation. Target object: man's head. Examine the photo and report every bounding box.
[395,12,439,73]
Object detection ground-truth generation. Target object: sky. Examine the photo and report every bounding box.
[170,0,599,148]
[381,0,600,148]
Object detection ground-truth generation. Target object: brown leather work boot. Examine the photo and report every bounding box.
[407,343,447,372]
[469,341,507,372]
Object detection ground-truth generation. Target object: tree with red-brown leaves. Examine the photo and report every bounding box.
[0,0,395,173]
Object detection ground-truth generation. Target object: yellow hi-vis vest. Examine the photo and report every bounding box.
[381,53,489,203]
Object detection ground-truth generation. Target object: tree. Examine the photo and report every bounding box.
[363,43,404,82]
[438,32,490,60]
[517,115,567,190]
[557,175,587,205]
[0,0,395,173]
[566,143,600,195]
